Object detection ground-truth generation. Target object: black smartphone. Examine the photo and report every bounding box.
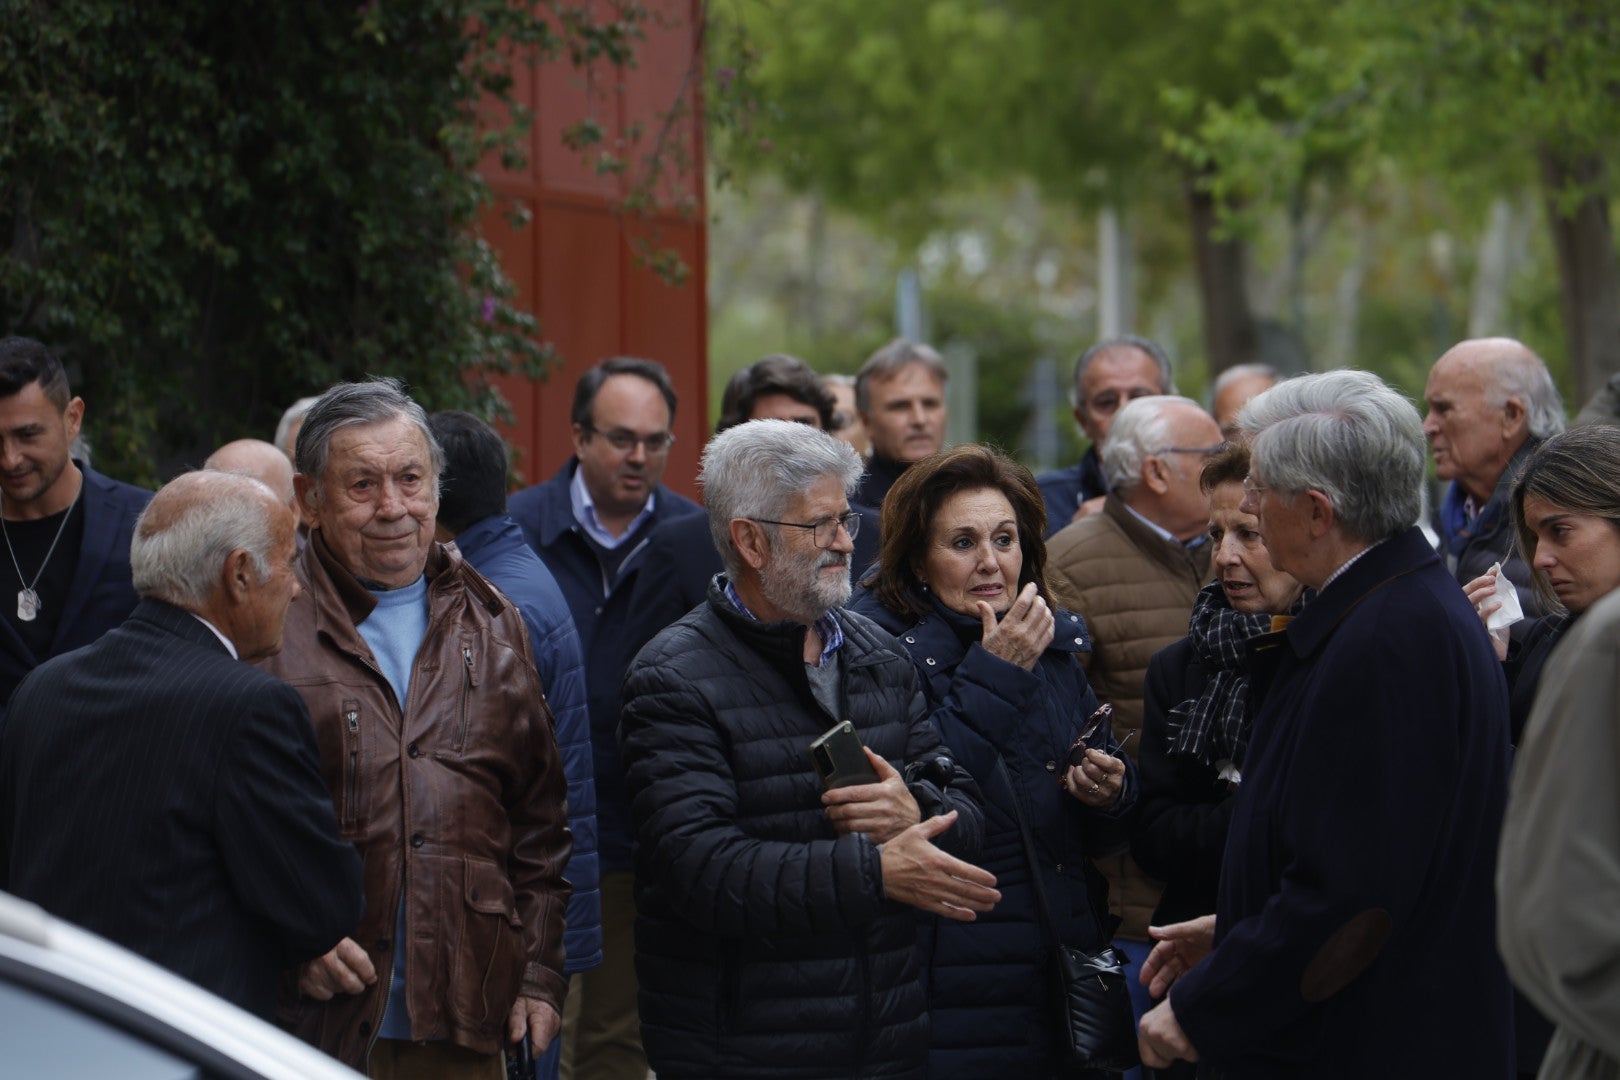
[506,1036,533,1080]
[809,721,880,789]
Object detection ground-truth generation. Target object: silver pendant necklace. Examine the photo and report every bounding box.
[2,489,81,623]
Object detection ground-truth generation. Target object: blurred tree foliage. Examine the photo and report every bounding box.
[1167,0,1620,401]
[711,0,1295,372]
[1,0,645,485]
[711,0,1617,403]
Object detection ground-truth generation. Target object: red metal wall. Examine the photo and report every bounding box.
[480,0,707,499]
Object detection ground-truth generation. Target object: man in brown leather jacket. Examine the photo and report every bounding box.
[261,378,571,1079]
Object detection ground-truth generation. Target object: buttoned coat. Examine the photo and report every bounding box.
[1171,529,1513,1077]
[852,590,1133,1079]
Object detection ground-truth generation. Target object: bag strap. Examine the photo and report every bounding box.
[997,755,1064,952]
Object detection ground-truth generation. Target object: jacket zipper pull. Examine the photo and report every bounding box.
[346,709,359,734]
[463,646,479,687]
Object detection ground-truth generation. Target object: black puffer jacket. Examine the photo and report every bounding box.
[619,578,986,1080]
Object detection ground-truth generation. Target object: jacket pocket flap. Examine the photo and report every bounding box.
[464,855,517,918]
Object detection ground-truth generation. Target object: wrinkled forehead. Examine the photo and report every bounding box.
[325,416,435,473]
[1426,355,1492,403]
[1082,347,1162,396]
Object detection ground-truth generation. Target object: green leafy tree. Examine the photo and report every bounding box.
[712,0,1295,372]
[1164,0,1620,401]
[1,0,649,484]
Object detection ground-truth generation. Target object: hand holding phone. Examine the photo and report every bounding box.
[810,721,881,789]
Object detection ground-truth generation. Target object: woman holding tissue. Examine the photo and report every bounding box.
[1465,424,1620,743]
[850,445,1135,1080]
[1471,425,1620,1080]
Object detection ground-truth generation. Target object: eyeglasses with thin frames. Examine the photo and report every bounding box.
[1242,476,1270,500]
[747,511,862,549]
[582,425,676,455]
[1155,444,1226,457]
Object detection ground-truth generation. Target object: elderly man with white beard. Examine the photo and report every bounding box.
[619,419,996,1080]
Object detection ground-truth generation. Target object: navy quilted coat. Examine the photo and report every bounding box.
[852,590,1136,1080]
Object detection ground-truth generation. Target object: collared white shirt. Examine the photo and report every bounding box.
[1122,502,1208,550]
[570,467,656,550]
[189,613,239,659]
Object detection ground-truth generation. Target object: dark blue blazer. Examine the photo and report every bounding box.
[1171,529,1514,1077]
[0,463,150,712]
[0,598,362,1018]
[507,460,703,871]
[454,512,603,976]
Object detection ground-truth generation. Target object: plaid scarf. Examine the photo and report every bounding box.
[1166,581,1313,768]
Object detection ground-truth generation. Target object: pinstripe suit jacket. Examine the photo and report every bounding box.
[0,597,362,1018]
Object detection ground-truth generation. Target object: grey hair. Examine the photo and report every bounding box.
[1100,395,1206,492]
[295,378,444,504]
[1069,335,1176,410]
[131,472,280,607]
[699,419,864,577]
[1213,362,1280,395]
[1482,343,1567,441]
[1240,370,1426,542]
[274,396,321,457]
[855,339,948,414]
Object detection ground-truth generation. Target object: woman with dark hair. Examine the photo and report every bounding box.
[1465,424,1620,1080]
[1131,444,1309,995]
[850,444,1134,1080]
[1466,423,1620,741]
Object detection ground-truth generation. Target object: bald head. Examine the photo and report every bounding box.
[132,471,300,660]
[1424,338,1566,501]
[206,438,296,509]
[1213,364,1280,439]
[133,472,286,605]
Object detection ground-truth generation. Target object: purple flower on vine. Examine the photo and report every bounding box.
[481,296,497,322]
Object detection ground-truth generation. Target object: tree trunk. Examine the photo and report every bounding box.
[1538,148,1620,405]
[1097,204,1134,338]
[1468,198,1515,338]
[1187,178,1259,376]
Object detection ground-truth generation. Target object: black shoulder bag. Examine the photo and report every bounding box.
[1000,758,1140,1074]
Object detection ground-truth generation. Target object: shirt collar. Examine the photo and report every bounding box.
[1120,500,1205,548]
[723,579,845,667]
[189,613,238,659]
[1322,540,1382,592]
[569,466,655,550]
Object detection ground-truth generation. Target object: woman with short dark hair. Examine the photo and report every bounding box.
[852,444,1134,1079]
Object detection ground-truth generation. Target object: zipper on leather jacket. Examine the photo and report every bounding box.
[453,645,475,751]
[342,702,360,831]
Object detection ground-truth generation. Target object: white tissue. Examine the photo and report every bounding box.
[1485,561,1524,632]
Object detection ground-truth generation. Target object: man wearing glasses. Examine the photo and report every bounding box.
[619,419,994,1080]
[1045,394,1223,1039]
[1037,335,1175,537]
[509,356,703,1080]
